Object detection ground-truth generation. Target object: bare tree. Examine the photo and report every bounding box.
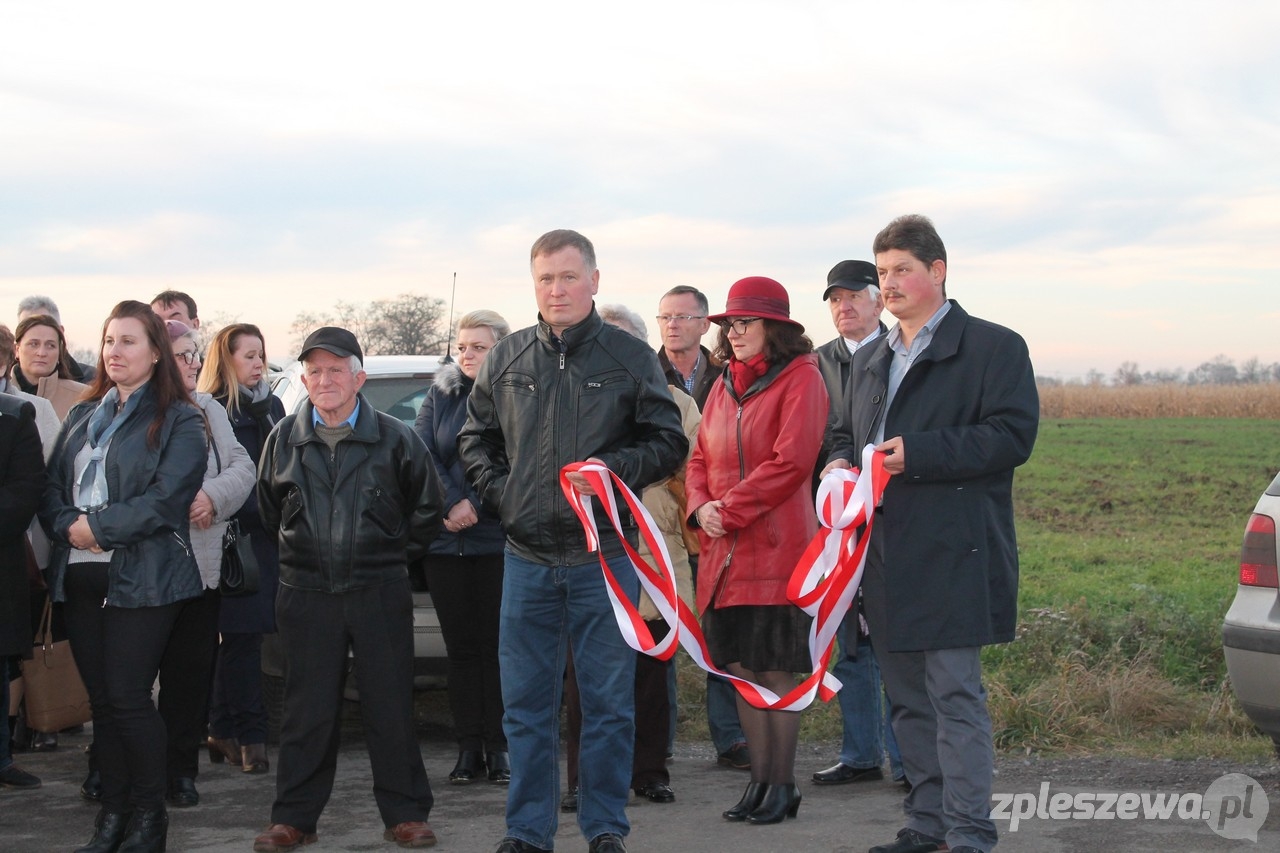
[1188,354,1239,385]
[290,294,449,357]
[1112,361,1142,386]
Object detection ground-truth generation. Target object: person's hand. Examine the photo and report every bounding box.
[565,457,606,497]
[696,500,727,538]
[875,436,906,475]
[821,458,853,478]
[68,514,101,552]
[443,499,479,533]
[189,490,216,530]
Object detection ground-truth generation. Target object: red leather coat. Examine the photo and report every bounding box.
[686,353,828,614]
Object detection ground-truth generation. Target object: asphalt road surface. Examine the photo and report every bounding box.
[3,707,1278,852]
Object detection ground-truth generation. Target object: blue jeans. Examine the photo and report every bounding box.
[500,550,638,848]
[834,614,903,777]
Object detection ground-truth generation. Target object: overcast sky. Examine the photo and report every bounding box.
[2,0,1276,379]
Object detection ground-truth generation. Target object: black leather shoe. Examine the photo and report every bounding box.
[746,782,801,824]
[166,776,199,807]
[486,750,511,784]
[559,786,578,812]
[812,762,884,785]
[75,809,132,853]
[81,769,103,802]
[633,781,675,803]
[118,805,168,853]
[867,827,948,853]
[494,838,551,853]
[722,781,766,821]
[588,833,627,853]
[449,750,485,784]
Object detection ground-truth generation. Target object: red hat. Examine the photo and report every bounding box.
[708,276,804,332]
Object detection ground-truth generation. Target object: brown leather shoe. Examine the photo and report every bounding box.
[252,823,317,852]
[207,736,242,766]
[383,821,438,848]
[241,743,270,774]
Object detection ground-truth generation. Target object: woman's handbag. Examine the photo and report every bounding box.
[218,518,260,597]
[21,598,92,732]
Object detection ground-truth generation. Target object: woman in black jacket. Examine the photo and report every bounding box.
[40,300,206,853]
[413,309,510,785]
[197,323,286,775]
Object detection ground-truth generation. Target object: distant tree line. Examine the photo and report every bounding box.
[1037,355,1280,387]
[289,293,450,357]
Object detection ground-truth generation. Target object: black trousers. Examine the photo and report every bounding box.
[270,580,432,832]
[63,563,186,812]
[424,552,505,751]
[158,587,220,781]
[209,631,268,744]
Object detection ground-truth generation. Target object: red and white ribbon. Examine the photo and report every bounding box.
[559,443,887,711]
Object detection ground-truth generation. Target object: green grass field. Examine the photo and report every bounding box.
[677,418,1280,760]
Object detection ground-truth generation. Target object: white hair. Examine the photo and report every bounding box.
[598,303,648,342]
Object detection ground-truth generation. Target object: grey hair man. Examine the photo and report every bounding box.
[254,326,444,852]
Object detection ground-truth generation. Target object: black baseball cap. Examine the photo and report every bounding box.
[822,260,878,301]
[299,326,363,363]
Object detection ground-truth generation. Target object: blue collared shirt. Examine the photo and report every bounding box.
[311,397,361,429]
[875,301,952,444]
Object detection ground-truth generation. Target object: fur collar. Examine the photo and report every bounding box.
[433,361,469,396]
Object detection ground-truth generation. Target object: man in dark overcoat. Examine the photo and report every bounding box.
[826,215,1039,853]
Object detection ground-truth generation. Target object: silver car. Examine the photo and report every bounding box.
[265,355,451,700]
[1222,470,1280,754]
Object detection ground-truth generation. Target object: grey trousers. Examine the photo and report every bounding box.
[871,643,998,852]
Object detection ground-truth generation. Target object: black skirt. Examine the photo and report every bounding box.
[702,603,812,673]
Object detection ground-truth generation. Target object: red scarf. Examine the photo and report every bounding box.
[728,353,769,397]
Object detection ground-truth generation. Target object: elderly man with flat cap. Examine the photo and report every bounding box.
[811,261,907,791]
[253,327,444,852]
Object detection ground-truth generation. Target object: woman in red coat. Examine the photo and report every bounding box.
[685,276,828,826]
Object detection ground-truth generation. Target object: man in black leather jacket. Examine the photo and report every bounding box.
[254,327,444,852]
[459,230,687,853]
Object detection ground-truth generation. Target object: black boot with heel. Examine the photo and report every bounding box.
[74,809,132,853]
[118,805,168,853]
[746,782,802,824]
[722,781,767,821]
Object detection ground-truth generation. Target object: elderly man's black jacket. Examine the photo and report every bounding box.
[258,393,443,592]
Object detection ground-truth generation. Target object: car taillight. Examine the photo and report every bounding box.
[1240,513,1279,588]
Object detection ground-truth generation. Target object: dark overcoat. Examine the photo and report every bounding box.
[0,395,45,657]
[828,301,1039,652]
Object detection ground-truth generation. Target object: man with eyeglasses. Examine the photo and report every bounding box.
[653,287,752,774]
[655,287,719,409]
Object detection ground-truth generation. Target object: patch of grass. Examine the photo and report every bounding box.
[672,418,1280,760]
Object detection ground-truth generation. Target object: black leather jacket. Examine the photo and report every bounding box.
[257,394,443,592]
[459,308,688,566]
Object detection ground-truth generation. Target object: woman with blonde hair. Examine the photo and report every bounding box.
[197,324,285,774]
[413,309,511,785]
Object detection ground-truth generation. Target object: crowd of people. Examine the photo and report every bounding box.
[0,213,1038,853]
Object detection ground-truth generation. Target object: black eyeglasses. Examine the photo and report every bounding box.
[175,351,200,365]
[719,317,762,335]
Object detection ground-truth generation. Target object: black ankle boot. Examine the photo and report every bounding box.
[118,805,168,853]
[722,781,767,821]
[746,782,802,824]
[75,809,132,853]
